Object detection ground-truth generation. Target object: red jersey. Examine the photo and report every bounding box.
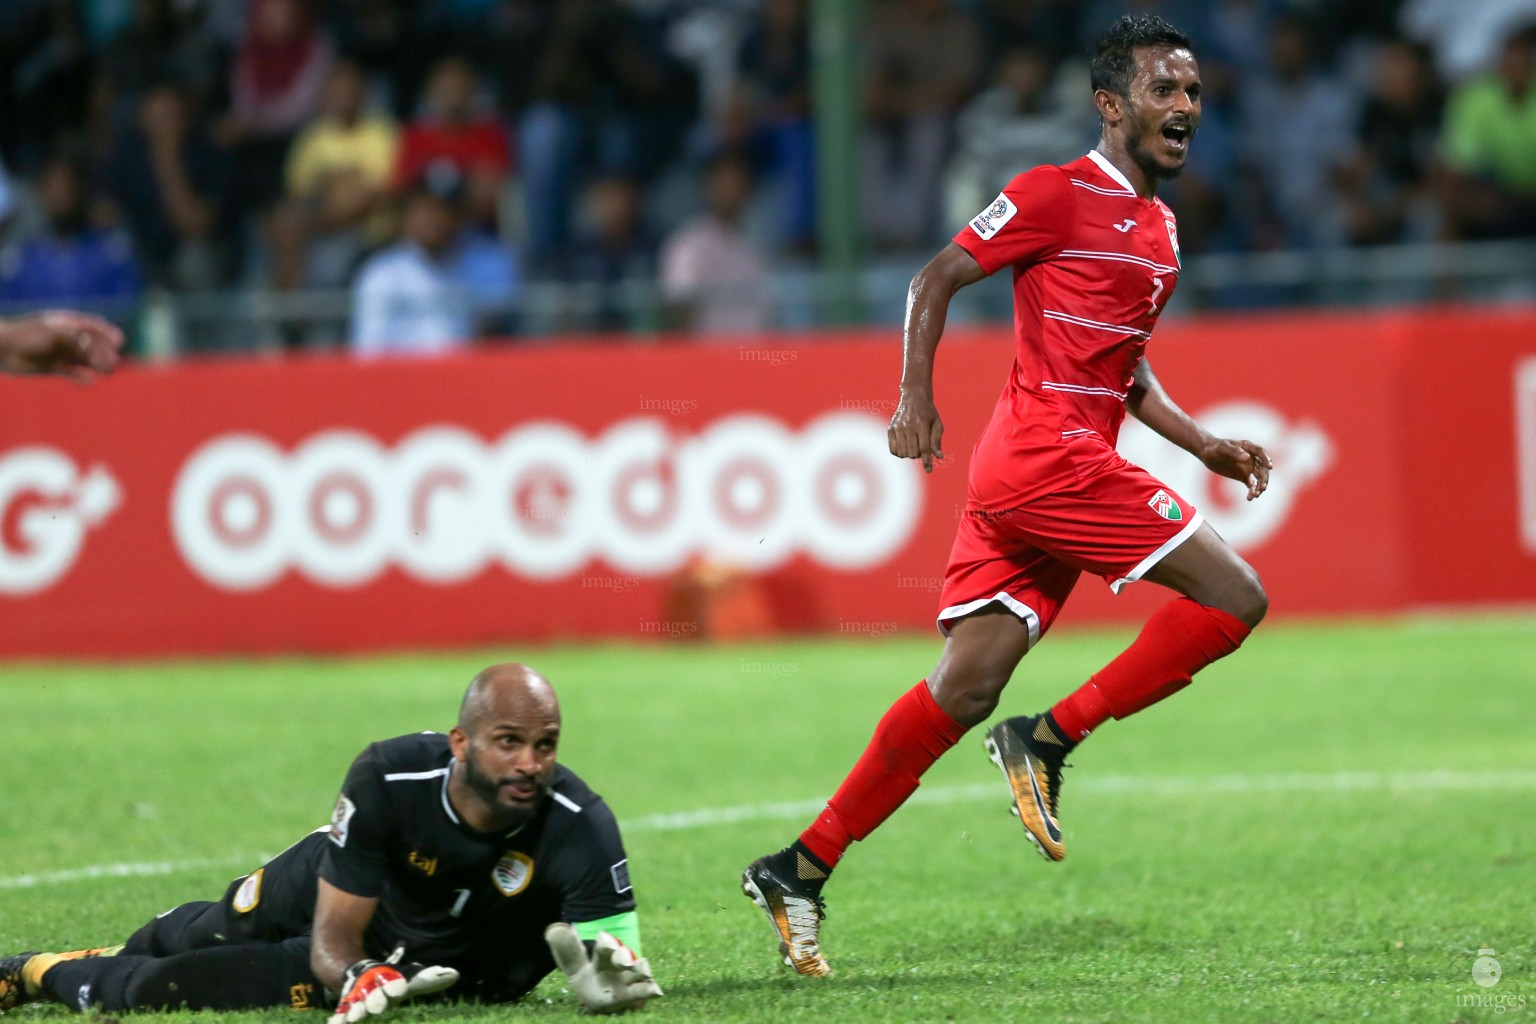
[392,120,513,191]
[952,151,1181,509]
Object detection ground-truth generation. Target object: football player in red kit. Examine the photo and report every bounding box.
[742,13,1273,977]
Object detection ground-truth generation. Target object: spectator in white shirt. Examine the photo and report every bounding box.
[659,152,769,335]
[348,184,516,356]
[943,47,1091,233]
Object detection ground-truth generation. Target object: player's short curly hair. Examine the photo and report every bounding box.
[1090,14,1192,99]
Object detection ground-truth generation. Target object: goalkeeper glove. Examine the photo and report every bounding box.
[545,923,663,1014]
[328,958,459,1024]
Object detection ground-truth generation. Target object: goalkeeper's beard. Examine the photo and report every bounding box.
[462,744,545,824]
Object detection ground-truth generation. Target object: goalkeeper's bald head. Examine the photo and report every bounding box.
[458,662,560,733]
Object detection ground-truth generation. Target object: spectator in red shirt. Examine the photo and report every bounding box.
[220,0,335,213]
[392,56,511,233]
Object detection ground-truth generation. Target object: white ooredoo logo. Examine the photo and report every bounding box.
[0,447,120,594]
[171,414,921,591]
[1118,400,1333,551]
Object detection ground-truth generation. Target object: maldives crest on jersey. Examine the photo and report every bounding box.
[970,193,1018,240]
[1164,216,1181,267]
[492,851,535,896]
[1148,489,1182,521]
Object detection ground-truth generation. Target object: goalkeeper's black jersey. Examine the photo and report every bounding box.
[317,732,635,970]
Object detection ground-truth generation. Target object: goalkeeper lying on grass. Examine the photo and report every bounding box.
[0,663,662,1017]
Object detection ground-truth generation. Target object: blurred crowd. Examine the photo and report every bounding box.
[1,0,1535,352]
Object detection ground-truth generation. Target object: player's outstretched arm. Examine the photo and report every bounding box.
[545,923,663,1014]
[314,881,459,1024]
[312,879,378,994]
[889,243,986,473]
[0,311,124,378]
[1127,357,1271,500]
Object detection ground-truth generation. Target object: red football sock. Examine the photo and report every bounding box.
[1051,597,1251,741]
[799,681,969,868]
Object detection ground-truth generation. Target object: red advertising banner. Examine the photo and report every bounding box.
[1,308,1532,658]
[1390,307,1536,605]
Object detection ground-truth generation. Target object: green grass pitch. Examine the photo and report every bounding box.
[2,616,1532,1023]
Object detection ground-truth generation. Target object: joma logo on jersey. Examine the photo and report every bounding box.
[1148,489,1182,521]
[408,850,438,877]
[492,851,535,897]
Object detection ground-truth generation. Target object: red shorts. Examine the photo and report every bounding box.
[937,443,1202,643]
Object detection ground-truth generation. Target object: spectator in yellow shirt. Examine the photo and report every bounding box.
[268,59,400,306]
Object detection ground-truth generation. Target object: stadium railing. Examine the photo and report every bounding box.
[9,238,1536,358]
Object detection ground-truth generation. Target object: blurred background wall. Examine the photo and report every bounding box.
[1,0,1535,654]
[0,0,1535,349]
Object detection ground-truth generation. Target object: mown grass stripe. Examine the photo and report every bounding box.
[5,769,1532,890]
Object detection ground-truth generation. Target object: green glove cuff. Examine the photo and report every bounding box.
[572,911,643,955]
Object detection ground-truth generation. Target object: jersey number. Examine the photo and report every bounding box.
[448,888,471,918]
[1148,274,1166,313]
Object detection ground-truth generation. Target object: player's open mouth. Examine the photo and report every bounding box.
[1161,123,1192,153]
[503,779,541,800]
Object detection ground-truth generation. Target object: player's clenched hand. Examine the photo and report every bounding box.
[889,387,944,473]
[0,311,124,379]
[546,923,663,1014]
[1198,438,1272,501]
[328,959,459,1024]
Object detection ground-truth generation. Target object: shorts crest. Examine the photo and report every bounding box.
[1148,489,1182,521]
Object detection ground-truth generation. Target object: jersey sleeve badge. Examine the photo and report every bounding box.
[969,193,1019,240]
[232,868,264,913]
[327,794,357,847]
